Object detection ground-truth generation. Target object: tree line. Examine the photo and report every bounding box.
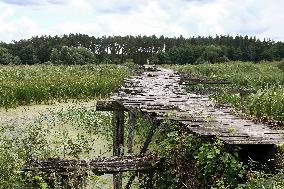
[0,34,284,65]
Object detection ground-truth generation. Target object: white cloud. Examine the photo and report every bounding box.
[0,2,55,42]
[0,16,51,42]
[69,0,91,10]
[0,0,284,42]
[0,0,68,6]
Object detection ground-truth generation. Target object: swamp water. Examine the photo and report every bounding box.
[0,101,148,188]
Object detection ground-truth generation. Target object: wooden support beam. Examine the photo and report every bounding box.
[126,121,159,189]
[140,123,156,154]
[27,156,161,174]
[96,100,128,111]
[112,110,125,189]
[179,75,232,85]
[113,111,125,156]
[128,112,136,154]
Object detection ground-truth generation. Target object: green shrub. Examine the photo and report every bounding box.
[149,51,170,64]
[154,122,245,189]
[0,47,21,65]
[277,59,284,71]
[246,87,284,122]
[50,46,98,65]
[237,171,284,189]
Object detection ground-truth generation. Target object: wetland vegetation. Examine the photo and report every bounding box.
[0,34,284,188]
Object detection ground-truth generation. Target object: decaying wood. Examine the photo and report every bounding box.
[113,66,284,146]
[127,112,136,154]
[96,100,127,111]
[112,110,125,189]
[179,74,232,85]
[140,122,157,155]
[27,155,161,174]
[125,115,159,189]
[113,111,125,156]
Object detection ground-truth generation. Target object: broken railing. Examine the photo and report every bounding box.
[26,100,161,189]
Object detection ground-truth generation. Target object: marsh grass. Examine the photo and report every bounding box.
[0,64,130,108]
[170,61,284,123]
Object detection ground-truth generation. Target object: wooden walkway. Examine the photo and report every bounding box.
[113,65,284,146]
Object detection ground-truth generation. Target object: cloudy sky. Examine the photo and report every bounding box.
[0,0,283,42]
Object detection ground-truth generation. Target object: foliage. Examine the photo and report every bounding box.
[172,61,284,89]
[153,122,246,189]
[0,123,51,188]
[50,46,98,65]
[237,171,284,189]
[0,64,130,108]
[170,61,284,122]
[0,47,21,65]
[277,59,284,71]
[246,87,284,123]
[0,103,117,188]
[3,34,284,65]
[198,45,229,64]
[149,50,170,64]
[167,45,203,64]
[150,45,229,64]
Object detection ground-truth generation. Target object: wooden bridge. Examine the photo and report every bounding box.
[114,65,284,146]
[29,65,284,189]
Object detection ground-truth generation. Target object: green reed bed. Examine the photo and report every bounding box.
[0,64,130,108]
[169,61,284,123]
[171,61,284,89]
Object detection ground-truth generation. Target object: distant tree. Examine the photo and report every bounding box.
[50,46,98,65]
[149,51,170,64]
[198,45,229,63]
[261,46,278,61]
[2,33,284,65]
[168,46,203,64]
[0,47,21,65]
[50,48,60,64]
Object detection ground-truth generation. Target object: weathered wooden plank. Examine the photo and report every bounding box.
[96,100,127,111]
[27,156,161,174]
[113,66,284,147]
[226,140,281,145]
[179,74,232,85]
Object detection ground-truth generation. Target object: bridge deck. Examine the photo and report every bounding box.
[113,66,284,145]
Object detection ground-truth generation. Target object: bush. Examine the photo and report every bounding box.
[0,123,51,188]
[154,122,246,189]
[277,59,284,71]
[0,47,22,65]
[197,45,229,64]
[237,171,284,189]
[50,46,98,65]
[168,46,203,64]
[149,51,170,64]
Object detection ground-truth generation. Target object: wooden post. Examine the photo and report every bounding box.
[113,111,125,189]
[128,113,136,154]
